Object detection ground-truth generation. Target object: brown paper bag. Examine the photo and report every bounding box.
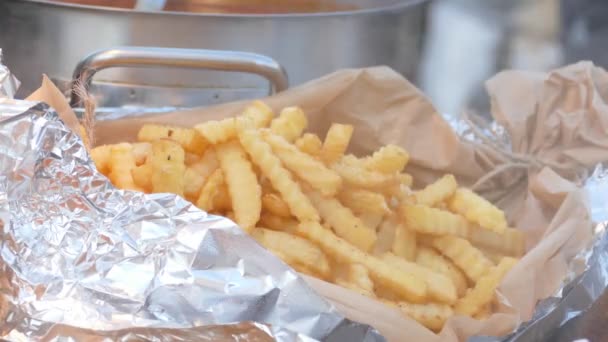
[28,64,604,342]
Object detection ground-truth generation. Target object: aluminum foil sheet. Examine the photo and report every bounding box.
[0,100,385,341]
[0,50,20,99]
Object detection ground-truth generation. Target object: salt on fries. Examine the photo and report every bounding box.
[91,101,526,332]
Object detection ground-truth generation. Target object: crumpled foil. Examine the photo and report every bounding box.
[0,100,386,341]
[0,50,20,99]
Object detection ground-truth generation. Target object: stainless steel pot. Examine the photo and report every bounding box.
[0,0,428,107]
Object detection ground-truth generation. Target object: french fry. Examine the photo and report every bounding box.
[469,225,526,257]
[401,204,470,238]
[148,140,186,196]
[91,145,112,175]
[382,253,457,304]
[359,212,384,232]
[138,124,207,154]
[108,143,140,191]
[333,157,396,189]
[454,257,518,316]
[263,131,342,196]
[195,101,273,144]
[392,216,417,261]
[184,152,201,166]
[262,193,291,218]
[251,227,331,279]
[448,188,508,233]
[295,133,323,156]
[215,140,261,232]
[236,116,319,223]
[183,149,220,201]
[213,183,232,212]
[131,163,153,192]
[373,215,397,256]
[335,263,375,298]
[297,221,427,303]
[132,142,152,166]
[270,106,308,142]
[196,168,226,212]
[306,189,377,252]
[338,188,390,216]
[258,214,298,234]
[398,302,453,332]
[432,236,494,282]
[415,247,468,297]
[363,144,409,174]
[414,174,458,207]
[320,123,354,165]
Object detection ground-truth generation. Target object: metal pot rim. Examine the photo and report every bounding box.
[18,0,428,18]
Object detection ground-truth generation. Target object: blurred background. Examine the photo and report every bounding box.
[1,0,607,116]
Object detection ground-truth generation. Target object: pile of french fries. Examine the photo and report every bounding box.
[91,101,526,331]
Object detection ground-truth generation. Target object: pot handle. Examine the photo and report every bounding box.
[69,46,289,107]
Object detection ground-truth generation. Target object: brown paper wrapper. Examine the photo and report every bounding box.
[29,64,604,342]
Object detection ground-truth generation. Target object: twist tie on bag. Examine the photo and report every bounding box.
[459,111,590,200]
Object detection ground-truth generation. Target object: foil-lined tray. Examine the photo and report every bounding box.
[0,99,385,341]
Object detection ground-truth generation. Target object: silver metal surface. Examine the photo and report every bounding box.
[0,0,427,107]
[69,46,289,107]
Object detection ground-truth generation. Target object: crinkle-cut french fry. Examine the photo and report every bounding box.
[360,212,384,232]
[184,152,201,166]
[295,133,323,156]
[338,188,390,216]
[398,173,414,188]
[391,215,417,261]
[213,183,232,211]
[469,225,526,257]
[382,253,457,304]
[149,140,186,196]
[297,221,427,303]
[262,193,291,218]
[195,101,274,144]
[432,236,494,282]
[183,149,220,200]
[251,227,331,279]
[414,174,458,207]
[397,302,454,332]
[305,189,376,252]
[401,204,470,238]
[131,164,153,192]
[333,157,396,190]
[108,143,141,191]
[478,247,505,265]
[415,247,468,297]
[236,116,319,223]
[258,214,298,234]
[196,168,225,212]
[91,145,112,175]
[263,131,342,196]
[137,124,208,154]
[454,257,518,316]
[270,106,308,142]
[132,142,151,166]
[363,144,409,174]
[448,188,508,233]
[194,118,236,145]
[373,215,397,256]
[320,123,354,165]
[336,263,376,298]
[215,140,261,232]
